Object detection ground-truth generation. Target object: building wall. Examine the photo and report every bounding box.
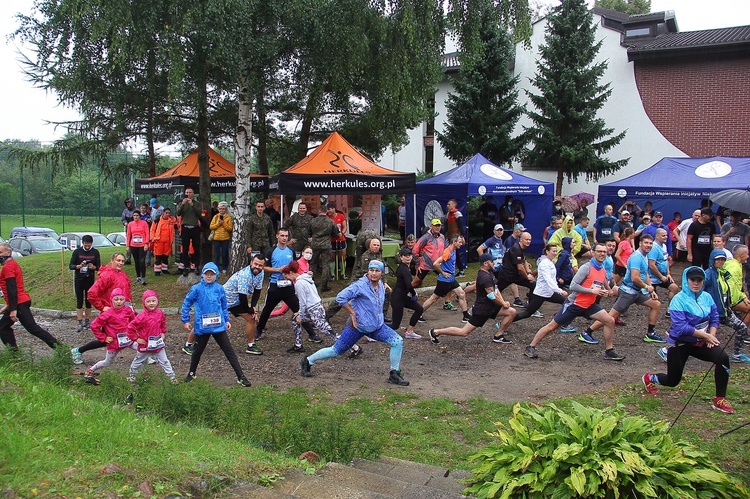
[634,56,750,157]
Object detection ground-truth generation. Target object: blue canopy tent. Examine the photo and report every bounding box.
[410,154,554,255]
[597,157,750,221]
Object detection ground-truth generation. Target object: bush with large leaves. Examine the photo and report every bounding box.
[464,402,747,498]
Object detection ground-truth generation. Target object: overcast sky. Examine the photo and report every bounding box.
[1,0,749,145]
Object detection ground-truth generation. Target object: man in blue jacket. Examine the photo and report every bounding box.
[299,260,409,386]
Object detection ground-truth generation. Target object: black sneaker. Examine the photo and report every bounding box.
[299,357,312,377]
[461,313,472,323]
[388,369,410,386]
[417,316,427,323]
[245,344,263,355]
[124,393,134,405]
[255,329,264,341]
[493,334,512,344]
[76,321,84,333]
[125,259,132,265]
[603,349,625,361]
[286,345,305,353]
[347,345,363,359]
[428,328,439,344]
[524,345,538,358]
[308,333,323,343]
[237,377,251,387]
[184,372,196,382]
[513,298,527,308]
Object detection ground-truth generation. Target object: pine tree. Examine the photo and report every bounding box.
[595,0,651,16]
[524,0,628,195]
[438,8,528,166]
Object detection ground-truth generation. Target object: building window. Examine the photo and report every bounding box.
[625,27,651,37]
[425,145,434,174]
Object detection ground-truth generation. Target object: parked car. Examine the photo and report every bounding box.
[0,236,23,258]
[9,235,65,256]
[10,226,59,239]
[59,232,115,250]
[106,232,127,246]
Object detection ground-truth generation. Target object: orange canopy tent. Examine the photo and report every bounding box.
[135,146,268,194]
[269,132,415,194]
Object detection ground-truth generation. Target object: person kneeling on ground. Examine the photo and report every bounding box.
[642,266,734,414]
[428,253,516,344]
[299,260,409,386]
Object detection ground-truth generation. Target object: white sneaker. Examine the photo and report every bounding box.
[404,331,422,339]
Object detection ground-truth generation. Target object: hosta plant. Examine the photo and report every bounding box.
[463,401,748,498]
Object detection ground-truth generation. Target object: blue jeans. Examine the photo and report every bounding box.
[307,324,404,371]
[213,239,230,272]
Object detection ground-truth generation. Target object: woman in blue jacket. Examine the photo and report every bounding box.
[642,266,734,413]
[181,262,250,386]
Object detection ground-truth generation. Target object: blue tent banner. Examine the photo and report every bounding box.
[597,157,750,219]
[410,154,554,255]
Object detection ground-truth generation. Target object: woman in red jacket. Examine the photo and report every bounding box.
[127,210,150,284]
[71,252,133,365]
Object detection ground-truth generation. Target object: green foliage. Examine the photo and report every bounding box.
[463,401,749,498]
[595,0,651,15]
[524,0,628,195]
[438,3,528,166]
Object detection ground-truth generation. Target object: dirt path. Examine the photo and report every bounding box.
[18,292,718,404]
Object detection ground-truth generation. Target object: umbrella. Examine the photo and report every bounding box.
[555,196,579,213]
[709,189,750,214]
[570,192,595,206]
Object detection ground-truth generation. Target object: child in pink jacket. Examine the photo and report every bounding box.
[126,289,175,383]
[83,288,136,385]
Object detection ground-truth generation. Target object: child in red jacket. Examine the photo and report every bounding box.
[126,290,175,383]
[83,288,136,385]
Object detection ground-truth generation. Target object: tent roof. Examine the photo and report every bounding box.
[154,146,235,179]
[135,146,268,194]
[271,132,415,194]
[600,157,750,194]
[417,153,553,197]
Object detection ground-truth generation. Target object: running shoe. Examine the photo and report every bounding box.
[642,373,659,394]
[347,345,363,358]
[300,357,312,377]
[603,349,625,361]
[417,316,427,323]
[182,344,194,355]
[245,344,263,355]
[457,270,466,277]
[731,353,750,363]
[388,369,410,386]
[71,347,83,365]
[657,347,668,363]
[643,332,667,343]
[237,377,251,387]
[443,302,459,311]
[404,331,422,339]
[184,372,196,383]
[146,356,157,365]
[560,325,577,333]
[141,279,147,286]
[712,397,735,414]
[286,345,305,353]
[76,322,84,333]
[461,314,471,323]
[308,333,323,343]
[255,329,264,341]
[578,332,599,344]
[513,298,527,308]
[428,328,439,344]
[614,317,626,326]
[531,310,544,318]
[524,345,538,358]
[493,334,512,344]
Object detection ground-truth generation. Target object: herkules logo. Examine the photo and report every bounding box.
[325,149,362,174]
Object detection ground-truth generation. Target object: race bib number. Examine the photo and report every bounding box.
[695,320,709,332]
[728,235,741,245]
[201,313,222,327]
[80,265,88,274]
[116,333,132,348]
[592,280,604,290]
[147,335,165,351]
[601,228,612,236]
[277,279,292,288]
[132,235,143,244]
[697,235,710,245]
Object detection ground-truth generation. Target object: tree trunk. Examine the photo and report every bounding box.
[556,167,564,197]
[256,84,268,176]
[230,76,254,274]
[197,77,212,269]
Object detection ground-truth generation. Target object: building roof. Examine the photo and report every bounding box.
[627,25,750,60]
